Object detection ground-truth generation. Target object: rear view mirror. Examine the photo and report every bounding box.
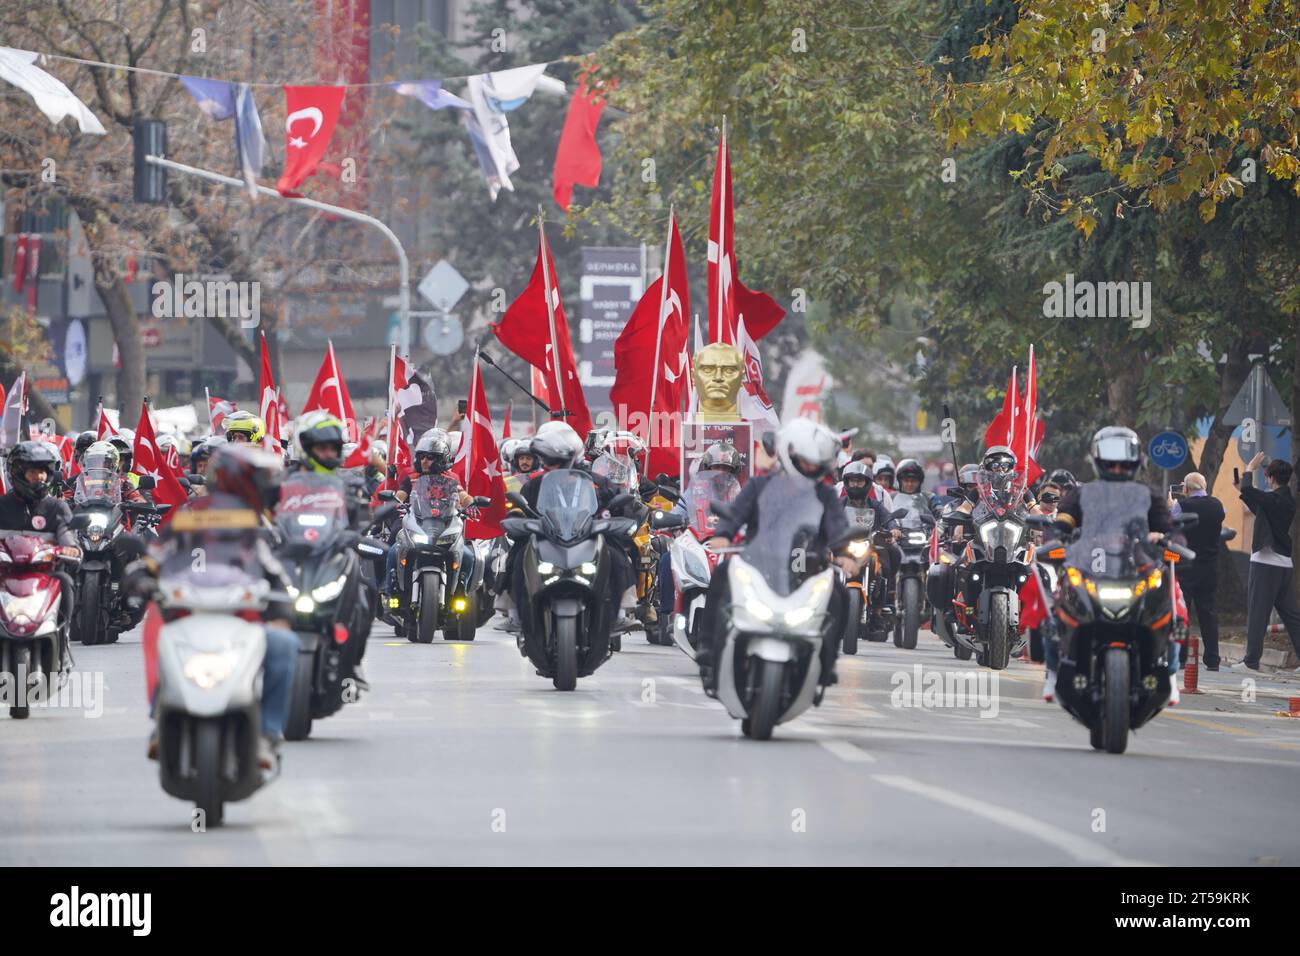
[377,490,397,502]
[472,496,492,508]
[186,473,206,486]
[1220,527,1237,542]
[651,510,687,530]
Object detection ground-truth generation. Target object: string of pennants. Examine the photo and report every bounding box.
[0,46,608,208]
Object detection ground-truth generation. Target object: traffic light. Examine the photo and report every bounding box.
[132,119,167,203]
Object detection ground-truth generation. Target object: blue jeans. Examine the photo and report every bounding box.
[658,551,674,616]
[384,543,401,594]
[261,626,298,739]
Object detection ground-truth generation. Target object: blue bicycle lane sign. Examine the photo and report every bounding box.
[1148,431,1189,470]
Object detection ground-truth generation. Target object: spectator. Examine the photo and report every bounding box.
[1172,472,1225,670]
[1232,454,1300,671]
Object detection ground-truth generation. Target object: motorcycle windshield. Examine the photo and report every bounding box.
[844,504,876,531]
[592,452,637,495]
[891,491,929,530]
[275,475,348,547]
[741,473,824,597]
[410,474,461,521]
[1065,481,1153,580]
[683,470,742,537]
[535,470,599,543]
[159,533,262,586]
[74,467,121,506]
[977,470,1026,517]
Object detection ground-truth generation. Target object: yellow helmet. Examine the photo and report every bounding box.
[224,410,267,444]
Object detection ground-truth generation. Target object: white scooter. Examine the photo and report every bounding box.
[152,559,278,826]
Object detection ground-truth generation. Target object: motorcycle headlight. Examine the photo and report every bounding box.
[311,574,348,603]
[1097,585,1134,603]
[437,529,460,545]
[182,651,236,689]
[848,541,869,558]
[746,598,775,622]
[978,520,1023,551]
[785,606,815,626]
[410,532,431,545]
[580,561,598,575]
[0,590,47,621]
[537,561,555,574]
[87,514,109,531]
[294,595,316,614]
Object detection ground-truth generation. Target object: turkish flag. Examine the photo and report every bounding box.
[130,402,188,511]
[276,86,346,195]
[301,341,357,441]
[96,403,118,440]
[706,130,784,344]
[492,227,593,439]
[610,210,689,478]
[1019,346,1044,487]
[453,361,508,540]
[502,401,512,439]
[258,332,285,453]
[983,366,1018,453]
[552,77,606,212]
[207,396,235,435]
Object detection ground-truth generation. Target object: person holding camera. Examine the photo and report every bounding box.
[1171,473,1225,670]
[1233,453,1300,671]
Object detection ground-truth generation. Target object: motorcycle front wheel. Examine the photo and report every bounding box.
[1102,647,1131,754]
[8,645,31,719]
[744,659,784,741]
[895,577,921,650]
[284,650,314,741]
[553,615,578,691]
[986,592,1011,669]
[194,720,225,827]
[842,588,861,656]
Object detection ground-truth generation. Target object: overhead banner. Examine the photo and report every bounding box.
[578,246,642,412]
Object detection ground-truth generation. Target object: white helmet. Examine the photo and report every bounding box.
[776,418,840,481]
[531,421,583,469]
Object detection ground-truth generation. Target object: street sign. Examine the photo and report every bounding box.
[422,313,463,356]
[1148,430,1188,470]
[1223,362,1291,427]
[417,259,469,313]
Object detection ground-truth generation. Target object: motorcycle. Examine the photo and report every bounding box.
[273,473,376,741]
[68,467,126,646]
[0,530,79,719]
[948,471,1032,669]
[708,475,862,740]
[661,470,741,658]
[149,534,280,825]
[841,509,896,653]
[503,470,638,690]
[384,475,489,644]
[1033,483,1196,754]
[888,496,935,650]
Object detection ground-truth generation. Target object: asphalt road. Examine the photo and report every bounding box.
[4,617,1299,866]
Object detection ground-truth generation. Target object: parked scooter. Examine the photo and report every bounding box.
[0,530,79,719]
[502,471,638,690]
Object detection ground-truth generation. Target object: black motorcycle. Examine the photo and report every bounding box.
[950,472,1033,670]
[888,496,935,650]
[1034,484,1196,754]
[503,470,638,690]
[385,475,489,644]
[273,473,376,740]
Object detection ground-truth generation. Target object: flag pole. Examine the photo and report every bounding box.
[716,115,728,345]
[646,206,674,434]
[464,347,479,486]
[477,347,552,414]
[536,208,567,421]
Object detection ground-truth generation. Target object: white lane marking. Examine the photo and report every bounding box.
[819,739,877,763]
[872,773,1147,866]
[367,710,395,721]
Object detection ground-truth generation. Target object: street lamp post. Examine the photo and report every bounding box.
[143,154,414,355]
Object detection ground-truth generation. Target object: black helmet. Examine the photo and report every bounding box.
[1048,468,1078,490]
[1090,426,1141,482]
[981,445,1017,476]
[73,430,98,462]
[842,460,872,501]
[208,443,282,513]
[6,440,60,504]
[896,458,924,486]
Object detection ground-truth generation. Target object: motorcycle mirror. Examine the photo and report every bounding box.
[1172,512,1200,530]
[371,503,396,524]
[506,491,530,512]
[136,475,157,491]
[655,473,671,486]
[377,490,397,502]
[1220,527,1237,542]
[186,473,206,486]
[761,431,777,457]
[472,496,492,508]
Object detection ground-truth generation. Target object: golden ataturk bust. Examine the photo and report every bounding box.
[692,342,745,422]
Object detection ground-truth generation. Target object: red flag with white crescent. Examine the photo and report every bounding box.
[453,361,508,540]
[258,333,284,452]
[301,341,358,442]
[130,402,188,512]
[276,85,346,196]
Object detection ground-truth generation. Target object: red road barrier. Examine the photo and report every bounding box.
[1182,636,1203,695]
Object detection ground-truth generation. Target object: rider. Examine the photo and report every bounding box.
[873,455,896,504]
[224,411,267,446]
[698,418,858,693]
[124,443,297,770]
[106,432,148,503]
[0,441,80,671]
[1047,426,1175,703]
[362,440,388,500]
